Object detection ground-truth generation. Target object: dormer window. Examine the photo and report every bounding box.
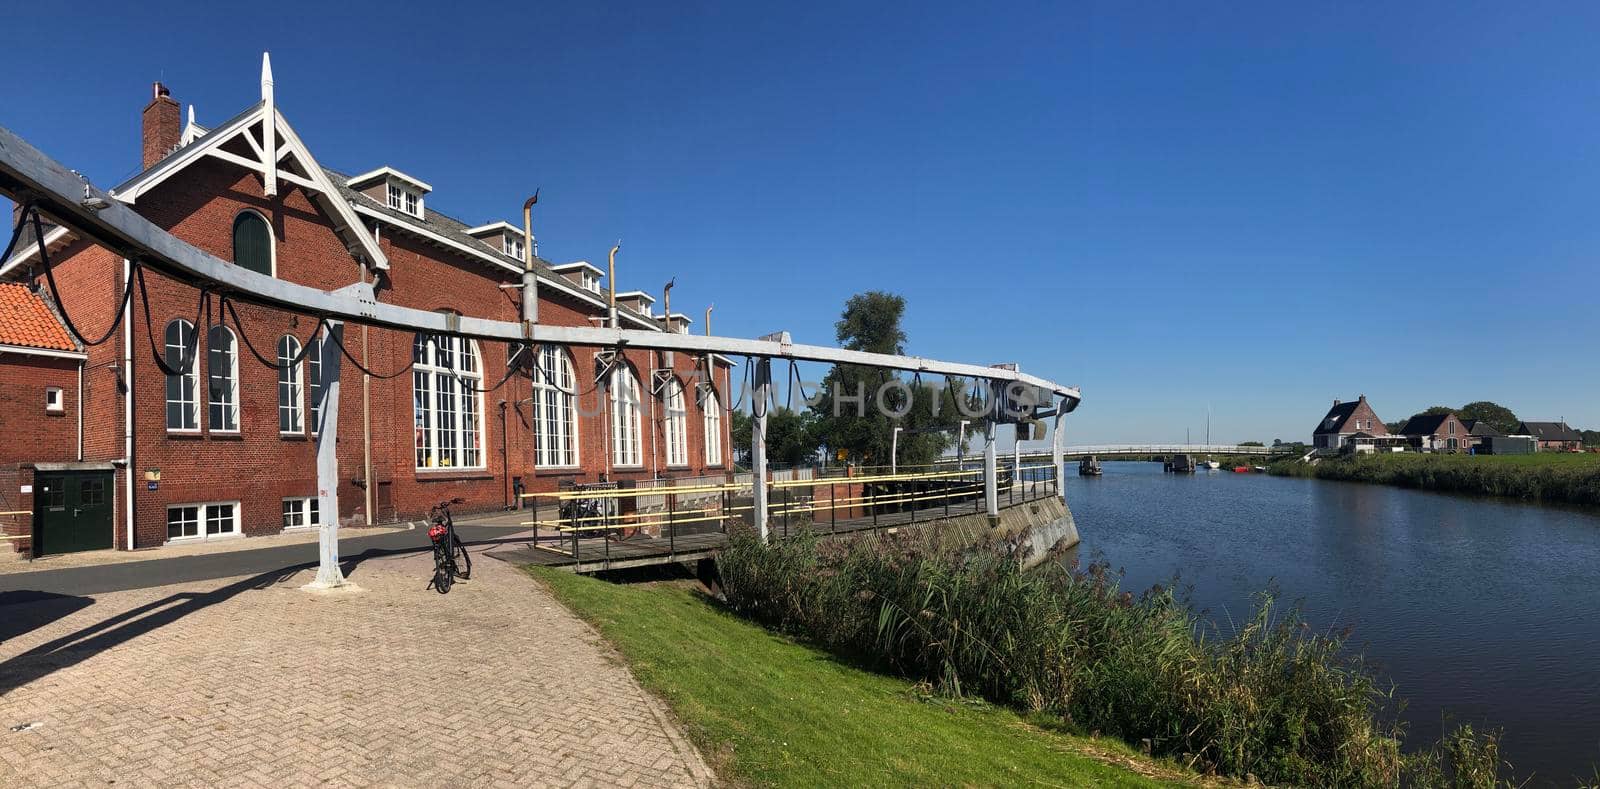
[503,235,525,260]
[387,183,422,217]
[348,167,431,220]
[550,262,605,295]
[581,272,600,293]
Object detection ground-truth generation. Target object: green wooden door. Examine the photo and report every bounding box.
[33,472,114,556]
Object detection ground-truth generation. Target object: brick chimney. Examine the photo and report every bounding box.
[141,82,181,170]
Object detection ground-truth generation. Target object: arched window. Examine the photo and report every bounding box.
[307,337,324,435]
[164,319,199,431]
[413,333,484,469]
[232,211,274,277]
[277,335,303,434]
[610,363,642,467]
[704,388,723,467]
[533,345,578,467]
[663,377,688,467]
[207,325,240,432]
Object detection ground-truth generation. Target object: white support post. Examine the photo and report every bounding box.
[1052,408,1066,502]
[305,321,349,590]
[751,358,772,543]
[983,417,998,523]
[1013,427,1022,493]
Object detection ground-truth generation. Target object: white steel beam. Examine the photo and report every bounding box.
[305,321,348,590]
[0,121,1081,404]
[751,359,772,543]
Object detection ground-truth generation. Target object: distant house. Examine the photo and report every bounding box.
[1398,412,1470,453]
[1312,395,1389,450]
[1458,419,1502,452]
[1515,421,1584,452]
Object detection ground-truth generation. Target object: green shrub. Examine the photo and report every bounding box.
[715,531,1495,786]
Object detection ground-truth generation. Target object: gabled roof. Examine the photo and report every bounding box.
[346,166,433,193]
[1398,413,1452,436]
[462,221,521,238]
[1517,421,1582,442]
[110,101,391,271]
[1459,419,1502,437]
[1313,401,1360,435]
[0,283,77,353]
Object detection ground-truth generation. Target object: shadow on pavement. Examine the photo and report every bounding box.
[0,538,509,697]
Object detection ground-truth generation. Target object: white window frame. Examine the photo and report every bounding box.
[207,325,241,433]
[164,319,200,432]
[533,345,579,468]
[413,333,486,470]
[610,364,643,467]
[166,501,241,543]
[45,386,64,413]
[281,496,321,531]
[663,377,688,467]
[308,338,324,436]
[703,388,723,467]
[387,181,423,218]
[503,235,525,260]
[278,335,304,434]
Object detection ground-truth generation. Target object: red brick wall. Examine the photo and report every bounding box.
[0,354,82,552]
[24,155,739,548]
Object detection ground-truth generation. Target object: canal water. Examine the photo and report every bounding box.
[1061,461,1600,784]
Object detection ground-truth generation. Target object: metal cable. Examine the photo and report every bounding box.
[18,205,134,347]
[134,263,208,377]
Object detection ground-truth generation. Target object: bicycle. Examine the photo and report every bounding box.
[426,497,472,594]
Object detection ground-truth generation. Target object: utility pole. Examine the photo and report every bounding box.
[305,321,349,590]
[751,358,772,542]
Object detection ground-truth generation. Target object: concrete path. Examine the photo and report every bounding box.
[0,548,713,787]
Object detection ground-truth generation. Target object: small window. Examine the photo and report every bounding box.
[167,502,238,541]
[232,211,273,276]
[581,272,600,293]
[45,386,64,413]
[81,477,106,506]
[503,235,524,260]
[386,182,423,218]
[282,497,320,530]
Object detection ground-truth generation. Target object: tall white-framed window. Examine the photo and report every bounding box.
[610,363,642,467]
[703,388,723,467]
[164,319,199,431]
[278,335,304,434]
[533,345,579,468]
[663,377,688,467]
[207,325,240,432]
[281,497,320,530]
[167,502,239,542]
[307,338,324,435]
[413,332,485,469]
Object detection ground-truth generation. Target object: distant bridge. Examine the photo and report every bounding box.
[941,444,1291,465]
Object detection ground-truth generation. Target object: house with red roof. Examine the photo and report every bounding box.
[0,282,94,555]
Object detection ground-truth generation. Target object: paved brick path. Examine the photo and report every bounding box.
[0,550,712,787]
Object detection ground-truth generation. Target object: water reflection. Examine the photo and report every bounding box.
[1062,461,1600,783]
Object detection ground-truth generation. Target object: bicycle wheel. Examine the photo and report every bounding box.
[451,534,472,580]
[431,543,454,594]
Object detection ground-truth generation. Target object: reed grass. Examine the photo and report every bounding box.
[1269,453,1600,508]
[716,530,1510,787]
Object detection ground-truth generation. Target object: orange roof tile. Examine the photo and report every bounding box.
[0,282,77,352]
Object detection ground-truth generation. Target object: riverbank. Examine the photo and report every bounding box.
[529,566,1199,787]
[1268,452,1600,508]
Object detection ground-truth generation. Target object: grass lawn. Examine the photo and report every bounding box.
[530,567,1200,788]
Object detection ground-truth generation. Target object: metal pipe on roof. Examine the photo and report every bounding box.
[521,191,539,324]
[662,279,675,333]
[704,304,712,336]
[607,241,620,329]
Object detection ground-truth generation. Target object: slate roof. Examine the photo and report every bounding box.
[1517,421,1583,442]
[324,169,661,329]
[1313,401,1360,435]
[0,282,77,352]
[1398,413,1451,436]
[1459,419,1502,437]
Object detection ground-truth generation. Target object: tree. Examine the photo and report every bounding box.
[1394,406,1455,431]
[1239,441,1264,447]
[809,291,965,469]
[1457,401,1519,434]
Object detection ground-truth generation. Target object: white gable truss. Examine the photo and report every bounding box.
[111,56,389,270]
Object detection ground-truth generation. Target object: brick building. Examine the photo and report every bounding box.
[1310,394,1388,450]
[1396,411,1470,453]
[1,62,732,555]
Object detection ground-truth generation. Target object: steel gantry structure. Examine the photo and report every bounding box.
[0,121,1081,586]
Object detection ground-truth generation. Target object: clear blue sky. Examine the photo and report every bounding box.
[4,1,1597,444]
